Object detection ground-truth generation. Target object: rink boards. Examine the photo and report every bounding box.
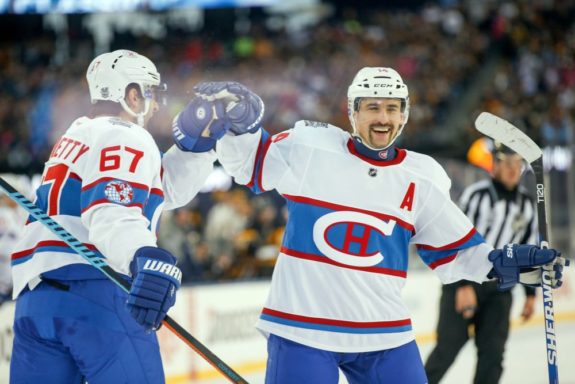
[1,268,574,382]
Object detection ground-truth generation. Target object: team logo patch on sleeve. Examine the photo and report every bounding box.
[104,181,134,204]
[303,120,328,128]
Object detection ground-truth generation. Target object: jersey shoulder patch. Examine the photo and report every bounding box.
[301,120,329,128]
[286,120,350,153]
[107,117,135,129]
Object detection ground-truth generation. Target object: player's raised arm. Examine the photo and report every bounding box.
[160,94,231,209]
[194,81,295,194]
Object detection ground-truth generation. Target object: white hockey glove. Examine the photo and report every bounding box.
[518,256,569,288]
[193,81,264,135]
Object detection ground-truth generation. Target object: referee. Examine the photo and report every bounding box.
[425,142,537,384]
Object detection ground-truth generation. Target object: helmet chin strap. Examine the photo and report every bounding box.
[119,98,151,127]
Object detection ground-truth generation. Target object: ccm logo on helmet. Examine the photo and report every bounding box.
[312,211,396,267]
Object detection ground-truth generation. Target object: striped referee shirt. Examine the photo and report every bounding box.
[459,179,537,249]
[457,178,538,294]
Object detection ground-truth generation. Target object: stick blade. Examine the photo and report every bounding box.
[474,112,542,163]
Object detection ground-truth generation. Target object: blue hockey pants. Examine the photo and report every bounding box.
[10,279,164,384]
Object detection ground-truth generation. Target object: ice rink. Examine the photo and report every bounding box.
[2,273,573,384]
[195,320,575,384]
[418,321,575,384]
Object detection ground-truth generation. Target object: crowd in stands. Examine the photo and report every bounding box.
[472,0,575,147]
[1,0,574,283]
[157,187,286,283]
[1,2,493,173]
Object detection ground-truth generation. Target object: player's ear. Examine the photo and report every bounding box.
[125,86,141,110]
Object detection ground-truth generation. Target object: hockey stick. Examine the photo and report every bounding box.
[475,112,559,384]
[0,176,248,384]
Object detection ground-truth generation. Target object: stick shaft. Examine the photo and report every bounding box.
[0,176,248,384]
[475,112,560,384]
[532,158,559,384]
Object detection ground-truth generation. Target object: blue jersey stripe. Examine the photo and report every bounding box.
[260,314,412,334]
[143,189,164,230]
[417,229,485,268]
[11,241,105,266]
[282,196,412,273]
[281,246,407,278]
[28,176,82,223]
[81,178,150,213]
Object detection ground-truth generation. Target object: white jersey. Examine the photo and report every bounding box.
[217,121,493,352]
[11,116,215,298]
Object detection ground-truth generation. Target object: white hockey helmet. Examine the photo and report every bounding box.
[347,67,410,149]
[86,50,163,126]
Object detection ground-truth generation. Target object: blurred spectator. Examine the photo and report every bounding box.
[541,103,574,146]
[204,188,253,278]
[158,207,211,283]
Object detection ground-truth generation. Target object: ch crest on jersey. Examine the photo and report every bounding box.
[312,211,396,267]
[104,181,134,204]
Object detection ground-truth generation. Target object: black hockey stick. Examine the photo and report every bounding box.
[475,112,560,384]
[0,176,248,384]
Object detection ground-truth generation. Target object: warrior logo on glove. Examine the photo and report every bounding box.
[142,259,182,283]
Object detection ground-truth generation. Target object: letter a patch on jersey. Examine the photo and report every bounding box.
[400,182,416,211]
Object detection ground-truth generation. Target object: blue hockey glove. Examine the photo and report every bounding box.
[172,96,231,152]
[488,244,566,291]
[193,81,264,135]
[127,247,182,331]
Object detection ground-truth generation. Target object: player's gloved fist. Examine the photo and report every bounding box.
[127,247,182,331]
[519,256,570,288]
[193,81,264,135]
[173,96,231,152]
[488,244,563,291]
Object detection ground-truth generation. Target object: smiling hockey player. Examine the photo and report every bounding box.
[9,49,230,383]
[184,68,565,384]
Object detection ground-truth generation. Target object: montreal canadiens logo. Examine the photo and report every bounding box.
[312,211,396,267]
[104,181,134,204]
[378,150,388,159]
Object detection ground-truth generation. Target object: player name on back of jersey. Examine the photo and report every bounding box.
[49,136,90,163]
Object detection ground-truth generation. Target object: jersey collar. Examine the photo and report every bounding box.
[347,138,406,166]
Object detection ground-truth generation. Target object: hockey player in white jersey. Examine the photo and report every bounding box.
[189,69,565,383]
[9,50,231,383]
